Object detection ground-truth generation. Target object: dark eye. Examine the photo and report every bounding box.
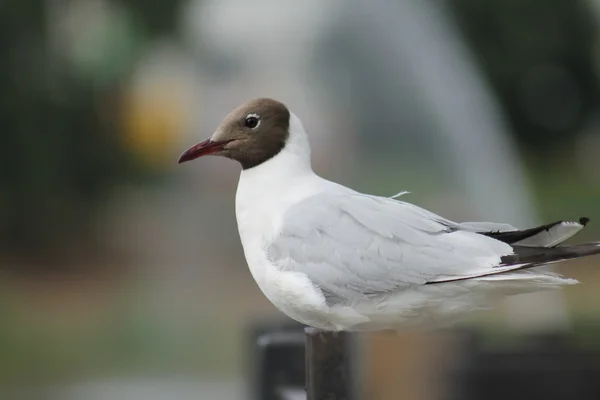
[244,114,260,129]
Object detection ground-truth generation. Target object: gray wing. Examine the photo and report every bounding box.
[267,192,516,304]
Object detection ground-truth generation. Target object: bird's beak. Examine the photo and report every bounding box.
[178,139,231,164]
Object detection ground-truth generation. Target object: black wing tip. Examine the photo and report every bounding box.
[580,217,590,226]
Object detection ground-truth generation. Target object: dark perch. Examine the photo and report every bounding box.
[305,328,355,400]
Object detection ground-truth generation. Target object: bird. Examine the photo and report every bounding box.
[178,98,600,331]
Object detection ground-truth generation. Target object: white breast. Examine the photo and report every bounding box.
[234,113,350,328]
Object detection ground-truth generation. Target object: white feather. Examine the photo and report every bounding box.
[234,110,578,331]
[514,221,585,247]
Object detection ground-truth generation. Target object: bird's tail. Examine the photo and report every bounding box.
[499,242,600,270]
[479,217,590,248]
[428,241,600,285]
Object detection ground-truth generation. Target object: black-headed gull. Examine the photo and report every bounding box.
[178,98,600,331]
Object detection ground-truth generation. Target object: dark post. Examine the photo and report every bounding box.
[305,328,354,400]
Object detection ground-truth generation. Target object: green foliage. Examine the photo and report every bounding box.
[0,0,184,263]
[450,0,599,153]
[0,3,125,261]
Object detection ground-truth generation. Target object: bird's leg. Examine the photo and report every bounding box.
[318,329,328,344]
[305,327,352,399]
[305,327,337,343]
[315,328,329,343]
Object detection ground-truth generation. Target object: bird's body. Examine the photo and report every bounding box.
[179,98,600,331]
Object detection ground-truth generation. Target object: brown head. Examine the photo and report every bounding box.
[178,98,291,170]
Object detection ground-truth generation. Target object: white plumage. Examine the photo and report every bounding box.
[179,98,598,331]
[234,112,581,331]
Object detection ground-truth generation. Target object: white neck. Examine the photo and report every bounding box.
[235,112,331,235]
[239,112,314,183]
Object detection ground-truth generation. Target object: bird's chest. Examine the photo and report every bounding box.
[236,216,306,302]
[234,176,338,327]
[236,212,331,325]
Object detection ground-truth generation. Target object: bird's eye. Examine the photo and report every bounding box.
[244,114,260,129]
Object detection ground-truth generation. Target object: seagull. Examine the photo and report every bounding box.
[178,98,600,331]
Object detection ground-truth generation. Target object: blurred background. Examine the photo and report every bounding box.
[2,0,600,399]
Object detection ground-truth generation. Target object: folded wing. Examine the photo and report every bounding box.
[268,192,598,304]
[268,193,518,303]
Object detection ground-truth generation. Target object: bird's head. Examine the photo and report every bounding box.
[178,98,291,170]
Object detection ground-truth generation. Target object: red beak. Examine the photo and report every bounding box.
[178,139,231,164]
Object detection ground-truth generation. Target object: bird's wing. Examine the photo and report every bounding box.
[458,221,519,232]
[459,219,587,247]
[267,192,519,304]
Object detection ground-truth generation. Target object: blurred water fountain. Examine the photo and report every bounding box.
[325,0,570,331]
[117,2,572,376]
